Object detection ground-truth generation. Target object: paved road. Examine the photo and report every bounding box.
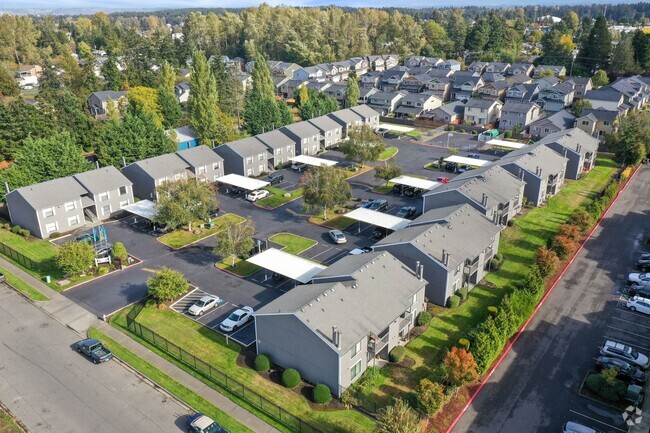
[0,285,189,433]
[453,166,650,433]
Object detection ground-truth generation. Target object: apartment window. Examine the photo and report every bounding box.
[303,138,308,144]
[247,168,253,176]
[411,293,417,305]
[326,131,331,137]
[258,153,264,161]
[454,265,461,276]
[212,162,221,170]
[604,121,610,126]
[453,280,459,292]
[196,166,206,175]
[350,359,362,380]
[101,204,111,216]
[68,215,79,226]
[276,148,282,155]
[313,136,318,142]
[351,340,362,358]
[287,146,293,153]
[246,157,253,164]
[544,128,550,133]
[42,207,55,218]
[64,201,76,211]
[45,222,58,233]
[98,192,109,202]
[119,200,129,209]
[313,145,318,153]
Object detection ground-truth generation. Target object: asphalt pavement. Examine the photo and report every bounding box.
[452,165,650,433]
[0,284,190,433]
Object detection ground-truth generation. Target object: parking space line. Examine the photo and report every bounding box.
[310,246,334,259]
[603,335,650,351]
[324,250,348,265]
[170,288,199,309]
[611,316,650,329]
[568,410,626,432]
[614,307,650,321]
[607,325,650,339]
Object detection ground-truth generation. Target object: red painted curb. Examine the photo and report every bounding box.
[444,165,641,433]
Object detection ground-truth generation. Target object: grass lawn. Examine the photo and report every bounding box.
[257,187,304,209]
[158,213,245,249]
[0,406,24,433]
[372,173,427,194]
[88,327,255,433]
[111,307,375,433]
[359,157,619,410]
[1,266,49,301]
[215,257,261,277]
[308,207,356,230]
[0,229,59,263]
[268,232,317,255]
[377,147,398,161]
[337,165,373,179]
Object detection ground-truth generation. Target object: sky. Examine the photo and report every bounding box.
[0,0,637,12]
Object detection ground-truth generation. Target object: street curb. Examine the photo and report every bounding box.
[155,213,244,251]
[61,255,143,292]
[377,147,399,162]
[444,164,641,433]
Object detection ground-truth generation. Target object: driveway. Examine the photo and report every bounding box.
[0,285,189,433]
[452,166,650,433]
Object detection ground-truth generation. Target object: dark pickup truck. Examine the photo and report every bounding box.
[75,338,113,364]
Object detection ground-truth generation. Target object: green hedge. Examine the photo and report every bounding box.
[389,346,405,363]
[254,354,271,372]
[447,295,461,308]
[312,384,332,404]
[282,368,301,388]
[416,311,432,326]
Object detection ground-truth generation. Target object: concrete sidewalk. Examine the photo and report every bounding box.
[0,257,281,433]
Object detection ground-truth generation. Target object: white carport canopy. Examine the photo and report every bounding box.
[289,155,338,167]
[247,248,326,284]
[486,139,526,150]
[444,155,490,167]
[390,175,441,191]
[345,208,411,230]
[216,174,269,191]
[122,200,157,220]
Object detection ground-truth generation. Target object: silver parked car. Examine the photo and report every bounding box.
[328,230,347,244]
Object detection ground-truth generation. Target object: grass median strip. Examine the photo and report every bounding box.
[215,257,261,277]
[88,327,255,433]
[268,232,317,255]
[0,266,49,301]
[0,405,25,433]
[377,147,398,161]
[257,187,304,208]
[158,213,245,249]
[371,173,427,194]
[308,207,356,230]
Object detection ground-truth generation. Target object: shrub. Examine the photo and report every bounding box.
[550,235,577,259]
[389,346,406,363]
[504,130,513,138]
[2,223,9,230]
[536,247,560,277]
[417,378,444,414]
[312,384,332,404]
[57,241,96,276]
[458,287,468,301]
[146,267,189,303]
[18,229,30,238]
[281,368,301,388]
[448,125,455,131]
[448,295,461,308]
[489,258,500,270]
[507,219,514,227]
[558,224,581,241]
[254,354,271,371]
[49,232,61,239]
[443,347,479,387]
[569,210,593,232]
[472,130,478,135]
[111,242,128,262]
[416,311,432,326]
[494,253,504,263]
[98,266,110,275]
[457,338,470,350]
[11,225,21,234]
[586,371,626,402]
[516,265,544,295]
[487,306,498,316]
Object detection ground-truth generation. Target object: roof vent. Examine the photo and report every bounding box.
[316,297,320,302]
[448,225,452,229]
[308,302,313,306]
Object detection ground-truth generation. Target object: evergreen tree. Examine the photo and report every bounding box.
[158,60,176,94]
[158,86,183,129]
[632,30,650,71]
[296,85,309,107]
[243,53,281,134]
[101,55,123,91]
[611,33,636,74]
[578,16,612,72]
[592,70,609,89]
[0,65,19,96]
[464,17,490,52]
[276,100,294,126]
[249,53,275,100]
[299,89,339,120]
[345,78,360,108]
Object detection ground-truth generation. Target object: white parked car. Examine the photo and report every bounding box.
[628,272,650,287]
[627,295,650,315]
[246,189,270,202]
[219,306,254,332]
[188,296,221,316]
[600,340,650,369]
[291,162,307,172]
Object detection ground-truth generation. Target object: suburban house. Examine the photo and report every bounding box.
[604,75,650,110]
[400,74,429,93]
[509,63,534,77]
[235,72,252,92]
[175,145,225,183]
[476,80,510,101]
[306,81,332,93]
[174,82,190,104]
[485,62,511,75]
[584,89,625,112]
[347,57,369,75]
[169,125,199,150]
[328,109,364,138]
[424,77,452,101]
[254,252,427,397]
[322,84,347,106]
[538,82,575,112]
[440,59,461,71]
[273,76,290,96]
[481,72,506,84]
[394,92,443,119]
[382,55,400,70]
[373,204,502,306]
[537,128,599,179]
[574,108,620,138]
[7,166,134,239]
[468,61,488,74]
[505,74,534,86]
[496,144,568,206]
[367,91,407,115]
[350,105,381,128]
[268,61,302,78]
[87,90,128,119]
[280,80,307,99]
[534,75,561,91]
[360,71,383,88]
[380,68,410,92]
[565,76,593,99]
[424,101,465,124]
[307,116,344,150]
[256,130,296,167]
[280,122,322,156]
[214,137,271,177]
[366,55,386,72]
[358,87,379,104]
[15,64,43,87]
[505,83,540,103]
[451,75,485,102]
[421,165,525,225]
[293,66,325,82]
[529,109,576,140]
[499,101,541,132]
[464,98,502,126]
[533,65,567,78]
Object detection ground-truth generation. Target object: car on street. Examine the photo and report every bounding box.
[188,296,221,316]
[363,199,388,212]
[628,272,650,287]
[219,306,254,332]
[186,413,228,433]
[595,356,646,384]
[75,338,113,364]
[600,340,650,369]
[246,189,271,202]
[264,173,284,185]
[562,421,602,433]
[436,176,450,184]
[348,247,372,255]
[328,229,347,244]
[291,162,308,172]
[627,296,650,315]
[396,206,417,219]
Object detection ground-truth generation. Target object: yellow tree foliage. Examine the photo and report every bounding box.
[127,86,163,126]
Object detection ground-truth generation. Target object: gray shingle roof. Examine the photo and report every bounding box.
[307,116,341,133]
[497,142,568,177]
[280,121,320,139]
[176,145,223,168]
[585,89,623,102]
[220,136,268,157]
[256,129,296,150]
[91,90,127,102]
[579,108,618,122]
[9,177,88,210]
[350,104,380,119]
[125,153,190,180]
[328,108,363,125]
[73,166,131,195]
[465,98,501,109]
[502,101,539,113]
[537,127,599,156]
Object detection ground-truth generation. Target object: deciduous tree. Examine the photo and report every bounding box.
[442,346,479,388]
[374,158,402,186]
[339,124,385,166]
[214,219,255,266]
[147,266,189,303]
[154,178,218,232]
[301,166,351,220]
[0,65,19,96]
[57,241,96,276]
[571,99,592,117]
[376,399,422,433]
[591,70,609,88]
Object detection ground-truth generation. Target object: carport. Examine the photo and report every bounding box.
[486,139,526,150]
[246,248,327,285]
[390,175,441,191]
[344,207,411,236]
[289,155,338,167]
[216,174,269,193]
[444,155,490,167]
[121,200,159,232]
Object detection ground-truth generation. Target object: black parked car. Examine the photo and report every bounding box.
[445,162,458,173]
[396,206,417,219]
[392,183,406,195]
[596,356,646,384]
[403,186,423,197]
[637,253,650,271]
[373,227,393,239]
[364,199,388,212]
[264,173,284,185]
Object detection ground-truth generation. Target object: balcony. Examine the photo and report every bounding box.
[368,332,390,355]
[464,257,480,275]
[398,315,412,332]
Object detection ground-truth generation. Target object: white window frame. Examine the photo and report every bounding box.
[119,185,128,196]
[196,166,207,175]
[68,215,79,226]
[351,340,362,358]
[45,222,58,233]
[98,191,110,202]
[101,204,112,216]
[246,157,253,165]
[350,359,362,380]
[212,162,220,170]
[42,207,55,218]
[119,200,130,209]
[64,201,76,211]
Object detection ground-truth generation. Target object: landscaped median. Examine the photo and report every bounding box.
[308,207,356,230]
[0,404,25,433]
[377,147,398,161]
[158,213,245,249]
[268,232,317,255]
[215,257,261,277]
[256,187,304,209]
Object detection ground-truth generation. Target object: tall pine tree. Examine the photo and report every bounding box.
[243,53,285,135]
[158,60,176,94]
[577,16,612,72]
[344,78,359,108]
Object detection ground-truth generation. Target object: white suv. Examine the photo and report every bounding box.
[600,340,650,369]
[246,189,270,202]
[627,295,650,315]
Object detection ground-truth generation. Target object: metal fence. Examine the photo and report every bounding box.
[125,304,324,433]
[0,241,57,273]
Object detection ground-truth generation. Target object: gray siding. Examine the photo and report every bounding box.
[500,163,545,206]
[92,186,134,220]
[543,142,582,180]
[7,193,85,239]
[6,193,44,238]
[121,165,157,200]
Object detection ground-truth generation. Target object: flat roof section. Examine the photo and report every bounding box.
[122,200,157,220]
[289,155,338,167]
[444,155,490,167]
[486,139,526,149]
[390,175,441,191]
[344,208,411,230]
[246,248,327,284]
[216,174,269,191]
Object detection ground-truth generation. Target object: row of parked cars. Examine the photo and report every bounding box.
[625,253,650,315]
